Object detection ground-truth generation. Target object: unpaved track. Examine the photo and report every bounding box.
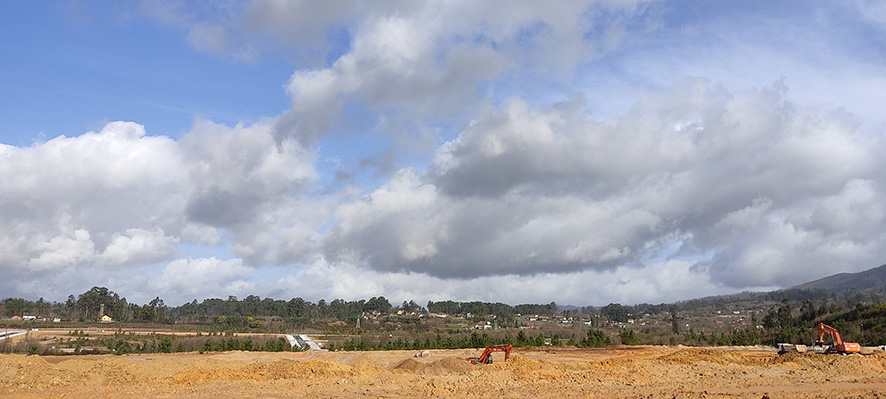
[2,346,886,398]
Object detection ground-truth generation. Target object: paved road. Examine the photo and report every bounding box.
[0,330,28,341]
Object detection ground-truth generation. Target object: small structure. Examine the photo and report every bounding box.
[100,315,113,323]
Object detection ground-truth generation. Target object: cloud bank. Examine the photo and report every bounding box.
[1,0,884,306]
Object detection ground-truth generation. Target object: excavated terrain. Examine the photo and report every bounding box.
[2,346,886,398]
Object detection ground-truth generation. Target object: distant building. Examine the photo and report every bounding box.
[100,315,113,323]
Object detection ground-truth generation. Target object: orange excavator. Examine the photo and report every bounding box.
[816,322,861,354]
[466,344,512,365]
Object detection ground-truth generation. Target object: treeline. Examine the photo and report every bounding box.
[7,329,297,356]
[426,300,559,319]
[0,288,406,325]
[330,328,615,352]
[1,287,169,323]
[2,287,573,326]
[174,295,401,324]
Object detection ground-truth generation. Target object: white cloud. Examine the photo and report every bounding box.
[273,1,656,147]
[96,228,179,268]
[116,257,254,303]
[326,81,885,289]
[26,229,95,271]
[181,224,221,246]
[0,118,326,298]
[246,257,726,308]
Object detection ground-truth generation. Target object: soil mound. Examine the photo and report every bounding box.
[767,351,886,376]
[768,351,827,365]
[393,357,473,375]
[656,348,733,365]
[490,355,565,381]
[170,360,355,384]
[0,355,67,389]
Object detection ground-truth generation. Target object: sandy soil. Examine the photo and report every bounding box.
[2,345,886,398]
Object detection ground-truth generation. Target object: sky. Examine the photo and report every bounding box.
[1,0,885,307]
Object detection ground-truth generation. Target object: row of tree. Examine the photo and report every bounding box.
[426,300,559,319]
[1,287,169,323]
[3,288,570,325]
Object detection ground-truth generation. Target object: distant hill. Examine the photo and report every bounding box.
[557,305,583,312]
[671,263,886,310]
[788,264,886,294]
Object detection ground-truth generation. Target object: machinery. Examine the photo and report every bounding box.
[466,344,512,364]
[776,343,807,354]
[815,322,861,354]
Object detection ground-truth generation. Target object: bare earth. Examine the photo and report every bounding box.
[2,345,886,398]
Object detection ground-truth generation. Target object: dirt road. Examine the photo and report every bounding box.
[2,346,885,398]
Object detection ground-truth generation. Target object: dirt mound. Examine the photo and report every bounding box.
[768,351,829,365]
[489,355,565,381]
[392,358,423,371]
[0,355,68,389]
[170,360,355,384]
[393,357,473,375]
[656,348,744,365]
[767,351,886,377]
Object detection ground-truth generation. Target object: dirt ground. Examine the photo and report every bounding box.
[2,345,886,398]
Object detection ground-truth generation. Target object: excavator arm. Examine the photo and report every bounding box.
[817,323,844,345]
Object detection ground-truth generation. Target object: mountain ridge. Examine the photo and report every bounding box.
[788,263,886,293]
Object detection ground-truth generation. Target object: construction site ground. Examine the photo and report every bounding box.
[3,344,886,398]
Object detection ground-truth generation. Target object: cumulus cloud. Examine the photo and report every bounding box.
[248,257,724,308]
[0,119,323,298]
[326,81,886,288]
[273,0,656,147]
[95,228,179,268]
[4,1,885,307]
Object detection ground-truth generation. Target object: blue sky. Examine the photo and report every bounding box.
[1,0,885,307]
[0,2,292,143]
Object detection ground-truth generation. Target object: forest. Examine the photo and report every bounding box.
[3,285,886,352]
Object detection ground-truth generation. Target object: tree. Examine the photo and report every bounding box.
[669,305,680,334]
[763,299,794,331]
[2,298,33,317]
[364,296,392,314]
[517,330,529,346]
[582,329,611,347]
[148,297,167,322]
[601,303,633,323]
[78,287,125,320]
[619,330,641,345]
[401,300,424,313]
